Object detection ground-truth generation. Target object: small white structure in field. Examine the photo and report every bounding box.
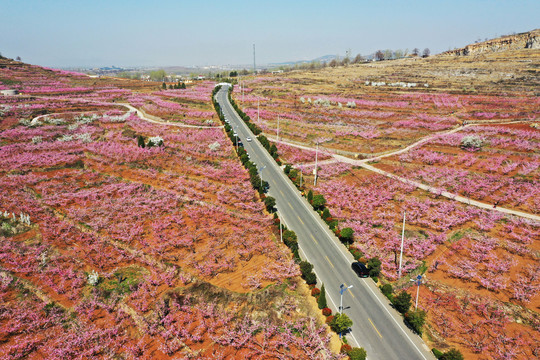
[1,89,18,96]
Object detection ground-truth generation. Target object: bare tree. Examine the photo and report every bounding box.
[383,49,393,60]
[329,58,338,67]
[353,54,364,64]
[343,49,351,66]
[422,48,431,58]
[375,50,385,61]
[16,56,21,61]
[412,48,420,56]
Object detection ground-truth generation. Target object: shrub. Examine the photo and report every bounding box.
[312,194,326,210]
[440,349,464,360]
[405,309,426,334]
[304,272,317,285]
[380,284,393,298]
[322,208,331,220]
[299,261,313,277]
[325,315,334,324]
[137,135,145,148]
[349,247,364,260]
[340,227,354,243]
[432,348,444,359]
[284,164,292,174]
[322,307,332,316]
[330,313,353,334]
[283,230,298,252]
[393,291,412,314]
[264,196,276,212]
[289,168,298,179]
[318,283,327,309]
[348,347,367,360]
[340,343,352,354]
[367,257,382,278]
[299,260,317,285]
[269,144,278,157]
[311,287,321,296]
[307,189,313,203]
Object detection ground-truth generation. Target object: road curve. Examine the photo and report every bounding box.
[216,85,434,360]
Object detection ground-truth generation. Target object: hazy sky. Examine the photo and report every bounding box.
[1,0,538,68]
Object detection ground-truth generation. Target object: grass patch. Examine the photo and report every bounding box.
[97,266,147,298]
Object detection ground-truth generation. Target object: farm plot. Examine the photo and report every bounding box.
[0,62,339,359]
[371,122,540,214]
[235,59,540,358]
[235,73,538,157]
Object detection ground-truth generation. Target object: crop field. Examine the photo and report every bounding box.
[235,49,540,359]
[0,60,340,359]
[236,57,538,158]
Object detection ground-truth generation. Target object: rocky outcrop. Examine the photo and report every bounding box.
[444,29,540,56]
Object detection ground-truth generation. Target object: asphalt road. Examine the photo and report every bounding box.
[216,85,434,360]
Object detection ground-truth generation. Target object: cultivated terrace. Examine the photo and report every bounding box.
[235,46,539,359]
[0,59,341,359]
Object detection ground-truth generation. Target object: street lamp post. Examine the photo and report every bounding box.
[339,283,353,339]
[339,284,353,314]
[415,275,422,310]
[398,211,406,278]
[259,165,266,189]
[233,126,238,151]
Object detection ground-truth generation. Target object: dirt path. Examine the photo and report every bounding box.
[357,161,540,221]
[28,95,223,130]
[274,122,540,222]
[119,103,223,129]
[26,95,539,220]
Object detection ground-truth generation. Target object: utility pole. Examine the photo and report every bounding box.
[398,211,406,278]
[253,44,256,74]
[415,275,422,310]
[280,215,283,242]
[277,115,280,142]
[339,284,353,339]
[314,142,319,186]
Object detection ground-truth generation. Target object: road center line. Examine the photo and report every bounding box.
[297,215,305,225]
[369,318,383,338]
[325,256,334,268]
[362,278,428,360]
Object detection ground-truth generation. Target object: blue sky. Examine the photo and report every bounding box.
[1,0,538,68]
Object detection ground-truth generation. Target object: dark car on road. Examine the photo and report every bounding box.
[351,261,369,278]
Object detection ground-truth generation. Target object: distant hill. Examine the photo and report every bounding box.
[269,54,339,67]
[443,29,540,56]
